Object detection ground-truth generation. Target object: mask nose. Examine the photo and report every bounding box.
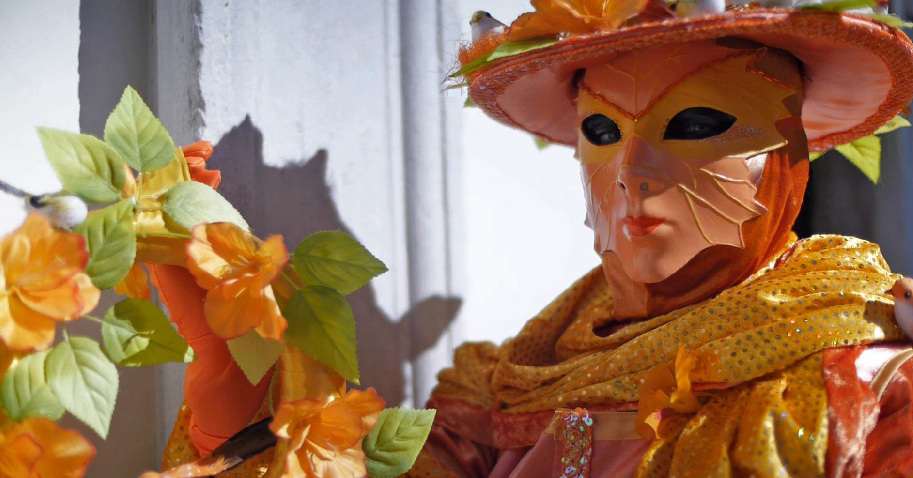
[615,136,664,201]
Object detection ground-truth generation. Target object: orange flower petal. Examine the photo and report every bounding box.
[186,226,230,289]
[182,141,213,161]
[206,223,258,268]
[27,418,96,478]
[336,388,385,431]
[0,432,42,478]
[0,418,95,478]
[114,263,151,300]
[1,293,58,351]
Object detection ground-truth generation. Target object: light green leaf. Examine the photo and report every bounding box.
[809,151,824,162]
[104,86,176,172]
[835,134,881,183]
[0,351,65,421]
[227,330,284,385]
[162,181,249,231]
[283,287,359,383]
[293,231,387,295]
[865,13,913,29]
[874,115,911,135]
[364,408,436,478]
[73,199,136,289]
[534,137,551,150]
[801,0,877,11]
[101,299,194,366]
[46,337,119,438]
[37,127,125,204]
[464,97,476,108]
[451,37,559,77]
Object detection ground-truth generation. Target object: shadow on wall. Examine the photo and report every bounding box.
[208,117,459,405]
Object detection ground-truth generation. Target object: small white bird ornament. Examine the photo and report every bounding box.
[890,277,913,341]
[470,11,507,41]
[0,179,88,230]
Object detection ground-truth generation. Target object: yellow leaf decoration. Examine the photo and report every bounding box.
[635,346,701,439]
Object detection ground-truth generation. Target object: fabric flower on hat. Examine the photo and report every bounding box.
[114,263,151,300]
[509,0,648,40]
[0,417,96,478]
[0,214,100,352]
[185,222,288,340]
[270,388,385,478]
[182,140,221,189]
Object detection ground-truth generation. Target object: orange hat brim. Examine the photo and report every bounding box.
[467,10,913,152]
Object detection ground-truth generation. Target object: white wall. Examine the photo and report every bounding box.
[0,0,79,234]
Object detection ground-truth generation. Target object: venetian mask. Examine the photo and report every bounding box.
[578,40,802,284]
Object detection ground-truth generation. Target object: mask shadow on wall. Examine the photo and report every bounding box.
[209,116,460,405]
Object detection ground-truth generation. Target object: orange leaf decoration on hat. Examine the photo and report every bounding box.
[186,222,288,341]
[635,346,701,439]
[0,418,96,478]
[0,214,100,352]
[509,0,648,41]
[270,388,385,478]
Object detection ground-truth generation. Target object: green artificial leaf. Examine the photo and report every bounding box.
[293,231,387,295]
[363,408,436,478]
[226,330,284,385]
[104,86,176,172]
[37,127,125,204]
[835,134,881,183]
[0,351,65,421]
[865,13,913,29]
[809,151,824,162]
[874,115,911,135]
[800,0,877,11]
[451,37,560,77]
[101,299,194,366]
[534,137,551,150]
[73,198,136,289]
[464,97,476,108]
[46,337,119,438]
[162,181,250,231]
[283,287,359,383]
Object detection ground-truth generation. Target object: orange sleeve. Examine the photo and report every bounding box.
[148,142,269,456]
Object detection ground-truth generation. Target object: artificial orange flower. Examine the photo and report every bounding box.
[270,388,385,478]
[635,346,701,439]
[183,140,221,189]
[185,222,288,340]
[0,214,100,352]
[0,417,95,478]
[114,263,151,300]
[509,0,648,40]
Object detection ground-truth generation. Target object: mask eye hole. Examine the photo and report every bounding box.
[581,114,621,146]
[664,107,737,140]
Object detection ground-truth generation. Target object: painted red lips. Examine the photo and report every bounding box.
[622,215,665,237]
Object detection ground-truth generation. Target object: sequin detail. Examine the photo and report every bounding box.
[555,409,594,478]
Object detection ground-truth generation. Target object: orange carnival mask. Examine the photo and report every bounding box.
[578,40,803,284]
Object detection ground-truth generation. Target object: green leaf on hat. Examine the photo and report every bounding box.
[835,134,881,183]
[37,127,126,204]
[104,86,176,172]
[226,330,284,385]
[866,12,913,29]
[0,350,65,421]
[874,114,911,135]
[46,337,119,438]
[74,198,136,290]
[800,0,877,11]
[534,137,552,150]
[293,230,387,295]
[451,37,559,78]
[363,408,436,478]
[283,287,359,384]
[101,298,195,367]
[162,181,250,231]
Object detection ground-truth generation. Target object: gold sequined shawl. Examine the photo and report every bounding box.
[432,235,906,476]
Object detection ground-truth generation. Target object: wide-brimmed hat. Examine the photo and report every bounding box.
[459,2,913,152]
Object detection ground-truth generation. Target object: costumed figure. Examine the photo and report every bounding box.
[408,1,913,477]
